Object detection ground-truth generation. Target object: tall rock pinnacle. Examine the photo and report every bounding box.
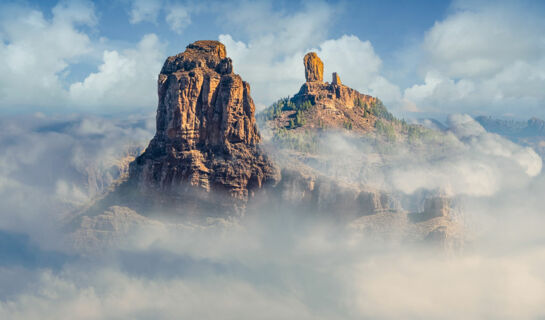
[127,40,278,213]
[295,52,377,110]
[156,40,259,148]
[304,52,324,82]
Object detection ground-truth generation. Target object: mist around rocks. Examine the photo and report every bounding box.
[1,112,545,319]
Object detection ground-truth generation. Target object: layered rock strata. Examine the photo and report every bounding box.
[125,41,278,215]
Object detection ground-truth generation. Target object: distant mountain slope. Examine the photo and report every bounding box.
[475,116,545,138]
[475,116,545,158]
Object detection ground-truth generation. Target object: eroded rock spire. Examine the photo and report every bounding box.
[304,52,324,82]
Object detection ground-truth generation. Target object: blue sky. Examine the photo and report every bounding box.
[1,0,544,119]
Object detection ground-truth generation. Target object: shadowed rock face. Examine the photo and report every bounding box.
[128,41,279,211]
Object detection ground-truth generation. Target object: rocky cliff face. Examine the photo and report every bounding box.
[127,41,278,214]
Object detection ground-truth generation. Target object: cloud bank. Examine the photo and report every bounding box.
[0,113,544,319]
[403,1,545,116]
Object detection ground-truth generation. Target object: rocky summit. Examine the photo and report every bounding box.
[263,51,384,133]
[124,40,278,215]
[304,52,324,82]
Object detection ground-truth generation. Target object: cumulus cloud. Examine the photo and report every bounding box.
[403,1,545,116]
[217,1,334,108]
[316,35,402,108]
[128,0,162,24]
[0,1,96,108]
[68,34,165,110]
[0,2,166,113]
[3,2,545,318]
[165,5,191,34]
[128,0,193,34]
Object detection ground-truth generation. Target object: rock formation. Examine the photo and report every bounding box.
[263,52,381,133]
[294,52,377,109]
[124,40,278,216]
[304,52,324,82]
[332,72,341,86]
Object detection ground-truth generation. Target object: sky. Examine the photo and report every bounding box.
[1,0,544,119]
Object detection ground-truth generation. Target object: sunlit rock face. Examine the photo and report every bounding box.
[304,52,324,82]
[128,41,279,208]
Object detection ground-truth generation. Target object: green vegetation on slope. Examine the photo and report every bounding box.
[259,97,314,122]
[273,128,319,153]
[259,96,453,154]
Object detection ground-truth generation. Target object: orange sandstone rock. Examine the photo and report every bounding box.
[304,52,324,82]
[128,40,278,208]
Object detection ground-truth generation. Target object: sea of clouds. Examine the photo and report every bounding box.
[1,0,545,317]
[0,113,544,319]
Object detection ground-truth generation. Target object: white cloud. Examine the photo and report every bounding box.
[217,1,337,108]
[0,114,154,248]
[0,2,165,112]
[0,1,96,108]
[220,32,401,110]
[69,34,165,110]
[403,2,545,116]
[128,0,162,24]
[316,35,402,108]
[1,112,545,319]
[165,5,191,34]
[388,114,542,196]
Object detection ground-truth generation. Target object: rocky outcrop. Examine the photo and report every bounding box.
[304,52,324,82]
[259,52,380,133]
[292,79,377,109]
[295,52,377,109]
[124,40,278,216]
[332,72,341,86]
[265,167,399,220]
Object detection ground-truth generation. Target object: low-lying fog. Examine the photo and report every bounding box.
[1,113,544,319]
